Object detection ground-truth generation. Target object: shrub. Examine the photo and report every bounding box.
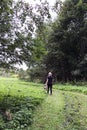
[0,96,43,130]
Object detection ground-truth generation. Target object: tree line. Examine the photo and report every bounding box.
[0,0,87,82]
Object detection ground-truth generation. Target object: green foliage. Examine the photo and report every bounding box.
[31,23,52,65]
[55,83,87,94]
[27,22,54,82]
[45,0,87,81]
[0,0,13,67]
[0,77,87,130]
[31,90,87,130]
[18,69,30,80]
[0,0,51,68]
[31,91,65,130]
[61,92,87,130]
[0,77,46,130]
[0,96,34,129]
[0,68,18,78]
[29,65,47,83]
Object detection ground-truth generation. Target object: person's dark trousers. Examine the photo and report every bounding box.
[47,84,52,95]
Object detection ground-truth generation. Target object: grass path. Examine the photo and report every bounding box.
[30,90,65,130]
[30,89,87,130]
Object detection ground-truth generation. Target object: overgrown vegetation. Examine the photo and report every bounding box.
[30,90,87,130]
[0,77,87,130]
[61,92,87,130]
[0,77,46,130]
[55,83,87,95]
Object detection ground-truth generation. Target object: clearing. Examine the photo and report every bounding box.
[0,77,87,130]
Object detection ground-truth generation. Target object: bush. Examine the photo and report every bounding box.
[0,96,43,130]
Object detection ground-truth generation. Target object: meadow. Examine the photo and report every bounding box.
[0,77,87,130]
[0,77,46,130]
[54,83,87,94]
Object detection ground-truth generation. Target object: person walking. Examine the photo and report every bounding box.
[46,72,53,95]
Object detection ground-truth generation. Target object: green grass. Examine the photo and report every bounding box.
[0,77,45,98]
[54,83,87,94]
[30,90,87,130]
[0,77,87,130]
[0,77,46,130]
[62,92,87,130]
[30,90,65,130]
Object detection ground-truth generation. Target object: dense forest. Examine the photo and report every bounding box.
[0,0,87,82]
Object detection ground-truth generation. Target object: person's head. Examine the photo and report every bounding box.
[48,72,52,76]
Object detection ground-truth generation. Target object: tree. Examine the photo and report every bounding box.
[0,0,51,68]
[28,23,52,82]
[45,0,87,81]
[0,0,13,67]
